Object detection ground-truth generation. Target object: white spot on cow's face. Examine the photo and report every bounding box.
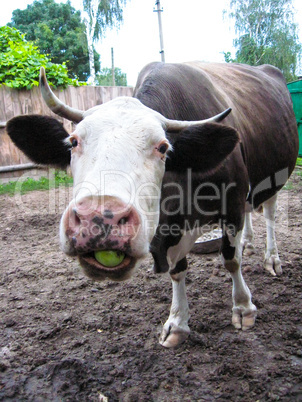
[67,97,171,243]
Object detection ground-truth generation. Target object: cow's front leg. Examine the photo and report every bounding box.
[222,229,257,330]
[159,258,190,348]
[263,194,282,276]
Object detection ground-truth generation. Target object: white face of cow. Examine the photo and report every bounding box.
[60,97,171,281]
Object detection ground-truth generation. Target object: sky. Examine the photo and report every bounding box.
[1,0,301,86]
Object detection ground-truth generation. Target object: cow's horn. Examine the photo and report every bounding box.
[164,108,232,131]
[39,67,84,123]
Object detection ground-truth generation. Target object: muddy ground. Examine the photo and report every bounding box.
[0,171,301,401]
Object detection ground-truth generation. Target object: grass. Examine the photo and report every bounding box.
[0,170,73,196]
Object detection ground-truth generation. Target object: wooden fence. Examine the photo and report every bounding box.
[0,85,133,182]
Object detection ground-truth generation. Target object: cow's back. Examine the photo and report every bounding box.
[134,62,299,207]
[190,62,298,183]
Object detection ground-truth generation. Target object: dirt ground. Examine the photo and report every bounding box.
[0,171,301,402]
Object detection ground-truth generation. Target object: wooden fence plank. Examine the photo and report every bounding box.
[0,85,133,170]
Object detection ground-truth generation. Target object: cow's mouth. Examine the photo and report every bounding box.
[78,252,137,281]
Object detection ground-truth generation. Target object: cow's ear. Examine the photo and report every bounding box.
[6,115,71,168]
[165,123,239,172]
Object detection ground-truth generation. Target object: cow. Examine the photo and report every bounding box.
[6,62,298,348]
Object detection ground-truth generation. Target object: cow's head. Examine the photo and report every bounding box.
[7,67,238,281]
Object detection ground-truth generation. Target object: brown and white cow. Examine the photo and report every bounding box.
[7,62,298,348]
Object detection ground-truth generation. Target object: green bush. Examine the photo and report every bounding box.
[0,26,85,89]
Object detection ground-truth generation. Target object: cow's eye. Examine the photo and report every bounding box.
[70,137,78,148]
[157,143,168,154]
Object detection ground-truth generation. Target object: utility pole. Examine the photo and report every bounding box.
[154,1,165,62]
[111,47,115,86]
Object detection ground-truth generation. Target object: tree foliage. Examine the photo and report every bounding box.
[0,26,84,89]
[225,0,302,81]
[83,0,127,41]
[8,0,100,81]
[83,0,128,84]
[95,67,127,86]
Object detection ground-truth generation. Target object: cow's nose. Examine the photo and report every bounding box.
[70,204,135,234]
[62,196,140,254]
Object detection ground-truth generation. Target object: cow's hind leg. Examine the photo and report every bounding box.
[241,211,255,256]
[159,258,190,348]
[221,230,257,330]
[263,194,282,276]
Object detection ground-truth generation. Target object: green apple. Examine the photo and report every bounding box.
[94,250,125,267]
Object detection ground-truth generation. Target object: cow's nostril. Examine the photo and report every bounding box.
[72,208,81,226]
[118,217,128,225]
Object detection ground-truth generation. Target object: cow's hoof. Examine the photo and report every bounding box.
[243,242,255,256]
[264,256,282,276]
[159,324,190,348]
[232,305,257,331]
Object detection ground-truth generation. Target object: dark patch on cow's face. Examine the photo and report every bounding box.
[122,240,132,256]
[86,234,109,251]
[92,216,104,226]
[103,210,114,219]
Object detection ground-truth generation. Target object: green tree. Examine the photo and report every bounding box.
[224,0,302,82]
[8,0,100,81]
[95,67,127,86]
[82,0,128,83]
[0,26,84,89]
